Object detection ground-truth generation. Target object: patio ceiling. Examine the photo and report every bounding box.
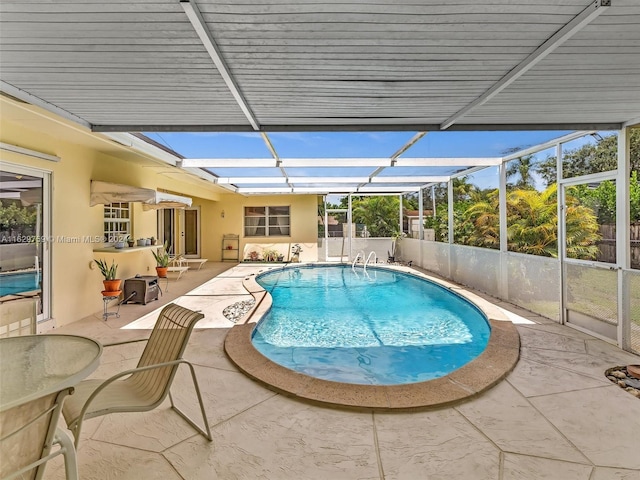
[1,1,639,195]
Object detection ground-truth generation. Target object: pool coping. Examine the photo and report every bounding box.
[224,263,520,410]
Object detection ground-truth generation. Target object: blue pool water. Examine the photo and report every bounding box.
[0,272,40,297]
[252,265,490,385]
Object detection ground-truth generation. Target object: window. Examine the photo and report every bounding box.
[244,206,290,237]
[104,202,130,243]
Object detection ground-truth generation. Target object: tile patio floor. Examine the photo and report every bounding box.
[44,263,640,480]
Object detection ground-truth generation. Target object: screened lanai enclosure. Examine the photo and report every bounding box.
[314,130,640,356]
[1,2,639,350]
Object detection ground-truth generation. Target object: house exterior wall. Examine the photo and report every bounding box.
[1,98,319,325]
[211,194,319,262]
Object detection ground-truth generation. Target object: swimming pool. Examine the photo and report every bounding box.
[252,265,490,385]
[0,271,40,297]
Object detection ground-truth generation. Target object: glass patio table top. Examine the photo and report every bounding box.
[0,334,103,411]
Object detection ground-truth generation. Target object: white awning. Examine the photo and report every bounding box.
[90,181,192,210]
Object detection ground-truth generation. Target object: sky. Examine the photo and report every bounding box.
[144,129,601,193]
[145,130,574,160]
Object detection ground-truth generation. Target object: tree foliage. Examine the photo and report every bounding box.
[537,129,640,188]
[351,196,401,237]
[425,185,602,260]
[506,155,537,190]
[0,200,38,241]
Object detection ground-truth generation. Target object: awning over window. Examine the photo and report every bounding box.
[90,181,192,210]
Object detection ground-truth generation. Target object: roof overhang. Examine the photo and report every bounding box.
[1,0,637,133]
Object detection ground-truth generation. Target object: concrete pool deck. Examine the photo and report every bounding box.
[44,262,640,480]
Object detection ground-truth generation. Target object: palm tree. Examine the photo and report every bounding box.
[352,196,400,237]
[506,187,558,256]
[457,185,601,259]
[506,155,537,190]
[564,186,602,260]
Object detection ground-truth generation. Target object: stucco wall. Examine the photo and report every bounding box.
[206,194,319,262]
[1,98,319,326]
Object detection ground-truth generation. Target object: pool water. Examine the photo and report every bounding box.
[0,272,40,297]
[252,265,490,385]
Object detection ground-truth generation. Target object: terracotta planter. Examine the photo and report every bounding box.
[156,266,168,278]
[101,289,122,297]
[103,279,122,292]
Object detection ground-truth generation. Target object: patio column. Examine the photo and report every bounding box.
[557,142,566,325]
[617,127,631,350]
[399,194,403,235]
[499,161,508,298]
[347,194,353,261]
[447,180,454,245]
[418,188,424,241]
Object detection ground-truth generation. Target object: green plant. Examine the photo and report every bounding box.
[262,248,278,262]
[94,259,118,280]
[152,243,171,267]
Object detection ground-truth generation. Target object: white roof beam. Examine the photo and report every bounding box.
[181,159,278,168]
[501,130,594,162]
[181,0,260,130]
[440,0,611,130]
[182,157,505,168]
[391,132,428,160]
[281,158,391,167]
[450,166,494,180]
[361,131,428,189]
[216,177,287,184]
[294,187,359,194]
[259,131,292,187]
[370,176,450,183]
[394,157,502,167]
[358,186,421,193]
[289,177,369,183]
[236,187,292,194]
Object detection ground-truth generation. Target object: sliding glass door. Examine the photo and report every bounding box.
[0,162,50,322]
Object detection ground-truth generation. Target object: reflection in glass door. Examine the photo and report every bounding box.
[0,164,50,322]
[158,209,175,254]
[183,207,200,258]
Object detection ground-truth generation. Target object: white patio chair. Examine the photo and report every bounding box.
[61,303,212,447]
[0,380,77,480]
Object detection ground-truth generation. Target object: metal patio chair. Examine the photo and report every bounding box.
[61,303,212,447]
[1,389,78,480]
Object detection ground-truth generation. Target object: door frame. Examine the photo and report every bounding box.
[0,161,51,322]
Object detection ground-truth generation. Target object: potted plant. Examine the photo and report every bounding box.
[126,235,134,248]
[247,250,260,262]
[114,235,126,249]
[262,248,279,262]
[291,244,303,263]
[151,243,171,278]
[95,258,121,294]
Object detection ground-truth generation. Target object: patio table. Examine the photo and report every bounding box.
[0,334,102,479]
